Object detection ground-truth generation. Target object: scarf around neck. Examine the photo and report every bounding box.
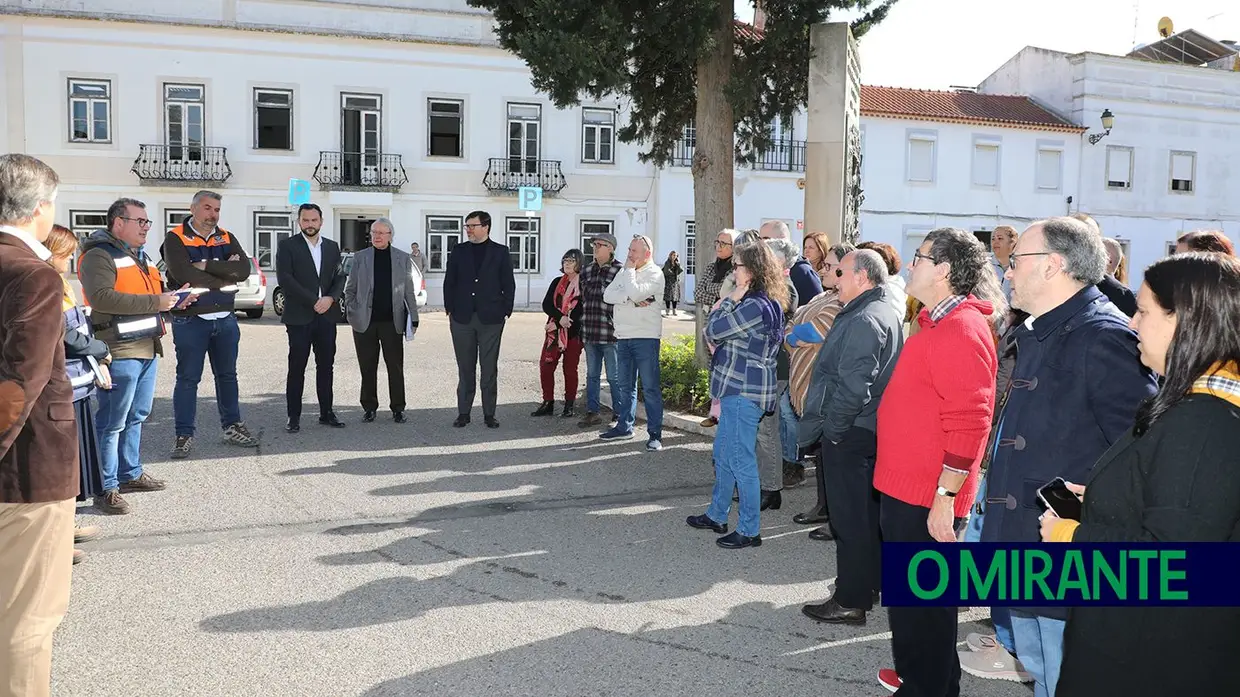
[543,273,581,359]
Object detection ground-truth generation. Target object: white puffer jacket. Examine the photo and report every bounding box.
[603,262,665,340]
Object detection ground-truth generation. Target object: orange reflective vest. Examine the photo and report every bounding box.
[79,244,165,339]
[167,223,239,310]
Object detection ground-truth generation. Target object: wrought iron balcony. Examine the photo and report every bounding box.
[752,139,807,172]
[483,158,566,195]
[670,139,695,167]
[313,151,408,190]
[131,145,232,184]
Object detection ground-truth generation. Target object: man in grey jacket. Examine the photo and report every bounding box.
[343,218,419,423]
[798,249,904,626]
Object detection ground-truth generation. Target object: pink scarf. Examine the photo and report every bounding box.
[542,274,580,361]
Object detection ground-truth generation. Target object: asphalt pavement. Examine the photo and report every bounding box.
[53,309,1029,697]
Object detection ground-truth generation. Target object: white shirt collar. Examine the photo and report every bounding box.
[302,232,322,248]
[0,225,52,261]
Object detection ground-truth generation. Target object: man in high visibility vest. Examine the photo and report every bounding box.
[162,190,258,458]
[79,197,190,514]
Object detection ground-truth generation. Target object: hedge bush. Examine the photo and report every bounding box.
[657,334,711,416]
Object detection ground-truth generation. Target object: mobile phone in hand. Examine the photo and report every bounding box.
[1037,477,1082,521]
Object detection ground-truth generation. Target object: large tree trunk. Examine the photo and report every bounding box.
[692,0,735,369]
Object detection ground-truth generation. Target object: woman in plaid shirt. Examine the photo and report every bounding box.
[686,242,788,550]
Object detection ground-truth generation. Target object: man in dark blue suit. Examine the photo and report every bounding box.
[444,210,515,428]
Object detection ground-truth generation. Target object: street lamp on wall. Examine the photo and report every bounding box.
[1088,109,1115,145]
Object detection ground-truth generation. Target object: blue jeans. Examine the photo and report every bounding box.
[584,342,619,414]
[615,338,662,439]
[706,395,762,536]
[777,388,798,462]
[94,357,158,491]
[1007,610,1065,697]
[172,314,242,437]
[963,475,1016,654]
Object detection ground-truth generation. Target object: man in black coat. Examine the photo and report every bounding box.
[276,203,346,432]
[443,210,515,428]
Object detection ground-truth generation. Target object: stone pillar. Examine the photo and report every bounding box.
[804,22,862,244]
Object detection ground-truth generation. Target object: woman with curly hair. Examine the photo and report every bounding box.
[686,242,788,549]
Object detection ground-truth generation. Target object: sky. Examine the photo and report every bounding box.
[735,0,1240,89]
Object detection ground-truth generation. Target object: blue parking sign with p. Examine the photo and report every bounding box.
[288,178,312,206]
[518,186,543,212]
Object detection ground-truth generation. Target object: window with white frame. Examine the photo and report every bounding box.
[685,220,696,275]
[506,217,541,273]
[68,79,111,143]
[428,99,463,157]
[579,220,613,254]
[1170,151,1195,193]
[254,88,293,150]
[906,132,936,183]
[164,208,191,233]
[971,137,1000,188]
[901,228,933,271]
[426,216,462,272]
[253,212,293,270]
[1105,146,1133,190]
[1036,142,1064,191]
[581,108,615,163]
[68,210,107,272]
[165,83,206,161]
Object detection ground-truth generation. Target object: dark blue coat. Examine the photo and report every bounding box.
[788,258,823,308]
[443,238,516,325]
[980,286,1157,618]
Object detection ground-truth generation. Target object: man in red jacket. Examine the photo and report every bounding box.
[872,227,1006,697]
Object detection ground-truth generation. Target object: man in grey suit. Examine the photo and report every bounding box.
[343,218,419,423]
[277,203,346,433]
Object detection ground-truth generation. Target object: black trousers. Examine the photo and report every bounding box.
[880,493,963,697]
[286,314,337,421]
[354,320,404,412]
[821,426,881,610]
[449,314,504,418]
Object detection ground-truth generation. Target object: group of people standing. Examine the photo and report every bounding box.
[673,211,1240,697]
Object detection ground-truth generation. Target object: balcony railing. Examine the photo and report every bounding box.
[131,145,232,184]
[667,139,805,172]
[312,151,408,190]
[483,158,566,195]
[753,139,807,172]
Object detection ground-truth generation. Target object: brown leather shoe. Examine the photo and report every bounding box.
[578,412,604,427]
[93,490,131,515]
[119,472,166,493]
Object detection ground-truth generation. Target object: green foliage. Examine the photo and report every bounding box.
[658,334,712,415]
[468,0,899,166]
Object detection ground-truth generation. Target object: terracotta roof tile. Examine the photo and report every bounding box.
[861,86,1085,132]
[734,19,763,43]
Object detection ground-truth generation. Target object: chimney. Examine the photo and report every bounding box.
[753,0,767,31]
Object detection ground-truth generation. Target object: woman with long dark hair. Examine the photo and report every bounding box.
[686,242,788,550]
[1043,252,1240,696]
[45,225,111,563]
[1175,230,1234,256]
[532,249,585,418]
[661,251,683,316]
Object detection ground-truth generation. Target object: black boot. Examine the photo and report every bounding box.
[783,460,806,487]
[561,399,576,418]
[531,401,555,417]
[760,489,782,511]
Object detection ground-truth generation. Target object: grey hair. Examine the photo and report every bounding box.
[1038,217,1108,285]
[765,238,800,270]
[827,242,856,262]
[925,227,1008,325]
[0,154,59,226]
[371,217,395,235]
[733,228,761,249]
[1102,237,1124,271]
[851,249,889,287]
[761,220,791,239]
[192,190,222,205]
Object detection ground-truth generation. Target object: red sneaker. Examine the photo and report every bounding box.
[878,668,902,693]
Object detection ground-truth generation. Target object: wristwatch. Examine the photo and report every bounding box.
[935,486,958,498]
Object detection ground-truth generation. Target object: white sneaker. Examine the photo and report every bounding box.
[646,438,663,452]
[958,646,1033,683]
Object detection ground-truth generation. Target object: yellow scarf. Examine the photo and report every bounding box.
[1189,361,1240,408]
[61,277,78,313]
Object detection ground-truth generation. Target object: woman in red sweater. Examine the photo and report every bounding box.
[872,227,1007,697]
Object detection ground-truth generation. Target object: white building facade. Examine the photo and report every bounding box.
[980,38,1240,282]
[0,1,813,307]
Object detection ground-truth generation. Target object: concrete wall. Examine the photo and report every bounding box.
[979,47,1076,119]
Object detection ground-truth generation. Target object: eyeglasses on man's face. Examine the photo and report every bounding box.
[1008,252,1052,270]
[464,222,487,230]
[121,217,152,229]
[715,240,732,248]
[912,251,936,267]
